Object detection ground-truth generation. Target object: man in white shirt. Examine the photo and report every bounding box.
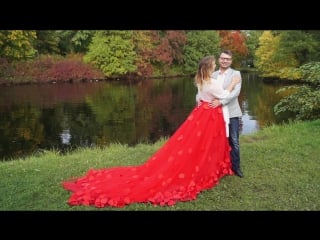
[205,50,244,178]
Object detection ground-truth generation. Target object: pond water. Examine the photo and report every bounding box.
[0,73,294,161]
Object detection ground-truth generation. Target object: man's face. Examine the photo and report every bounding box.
[218,53,232,69]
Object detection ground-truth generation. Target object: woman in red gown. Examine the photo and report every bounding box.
[62,56,241,208]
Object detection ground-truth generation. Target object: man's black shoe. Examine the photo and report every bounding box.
[233,169,244,178]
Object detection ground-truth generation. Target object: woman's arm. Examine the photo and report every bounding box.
[209,75,241,108]
[226,76,241,92]
[209,76,240,99]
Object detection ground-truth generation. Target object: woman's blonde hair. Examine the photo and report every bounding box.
[194,56,216,88]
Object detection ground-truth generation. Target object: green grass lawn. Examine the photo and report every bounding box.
[1,120,319,211]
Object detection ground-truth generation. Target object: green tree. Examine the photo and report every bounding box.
[182,30,220,74]
[56,30,95,55]
[34,30,61,55]
[244,30,263,67]
[305,30,320,61]
[84,30,137,77]
[277,30,319,65]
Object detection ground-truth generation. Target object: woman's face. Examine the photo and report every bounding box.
[212,61,216,72]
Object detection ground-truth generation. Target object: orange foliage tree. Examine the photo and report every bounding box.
[218,30,248,68]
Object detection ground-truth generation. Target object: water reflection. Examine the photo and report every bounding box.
[0,74,294,161]
[60,129,71,145]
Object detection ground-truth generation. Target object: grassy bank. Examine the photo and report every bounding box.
[0,120,319,211]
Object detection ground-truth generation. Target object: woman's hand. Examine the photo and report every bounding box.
[231,76,241,85]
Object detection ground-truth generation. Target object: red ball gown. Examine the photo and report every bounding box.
[62,102,234,208]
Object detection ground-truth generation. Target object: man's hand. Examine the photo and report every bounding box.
[209,99,221,108]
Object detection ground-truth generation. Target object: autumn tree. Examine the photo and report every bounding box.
[218,30,248,68]
[0,30,37,61]
[166,30,187,64]
[255,31,299,78]
[151,31,186,75]
[132,30,156,77]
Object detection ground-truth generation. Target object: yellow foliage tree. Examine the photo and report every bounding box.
[0,30,37,61]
